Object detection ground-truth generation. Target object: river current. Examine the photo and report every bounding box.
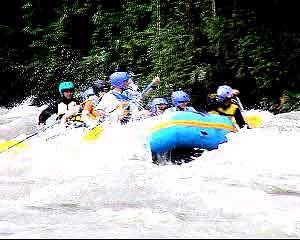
[0,98,300,238]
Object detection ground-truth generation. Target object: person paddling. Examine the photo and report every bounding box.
[80,87,106,128]
[164,90,197,113]
[95,71,133,124]
[95,71,161,124]
[207,85,249,129]
[138,97,169,119]
[38,81,81,126]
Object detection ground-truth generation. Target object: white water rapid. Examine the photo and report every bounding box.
[0,98,300,238]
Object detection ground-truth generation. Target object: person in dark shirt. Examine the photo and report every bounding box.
[38,81,81,125]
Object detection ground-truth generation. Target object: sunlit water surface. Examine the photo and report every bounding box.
[0,98,300,238]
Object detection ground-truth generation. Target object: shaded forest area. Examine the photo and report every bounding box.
[1,0,300,112]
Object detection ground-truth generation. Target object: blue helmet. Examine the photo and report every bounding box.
[217,85,233,102]
[58,81,75,95]
[171,90,190,107]
[109,72,130,90]
[82,87,95,101]
[151,98,169,113]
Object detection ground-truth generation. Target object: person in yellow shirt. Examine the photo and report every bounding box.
[207,85,249,129]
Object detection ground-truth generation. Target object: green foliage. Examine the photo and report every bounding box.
[204,9,300,109]
[149,23,195,96]
[1,0,300,112]
[281,91,300,112]
[24,47,82,99]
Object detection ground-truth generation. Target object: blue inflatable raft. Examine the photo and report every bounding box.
[148,111,237,154]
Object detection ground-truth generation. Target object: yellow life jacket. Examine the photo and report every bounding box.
[208,93,217,101]
[66,113,84,123]
[208,102,239,121]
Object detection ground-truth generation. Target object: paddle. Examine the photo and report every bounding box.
[81,124,104,142]
[125,76,160,111]
[0,121,58,154]
[140,76,160,98]
[234,96,262,128]
[235,96,244,112]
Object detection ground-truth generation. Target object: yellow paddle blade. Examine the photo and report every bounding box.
[0,140,26,152]
[230,113,263,129]
[244,114,263,128]
[81,125,104,141]
[0,135,29,154]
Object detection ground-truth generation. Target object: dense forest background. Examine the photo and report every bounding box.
[1,0,300,112]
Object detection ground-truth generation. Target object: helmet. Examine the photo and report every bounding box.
[151,98,168,113]
[93,79,105,90]
[217,85,233,102]
[151,98,168,107]
[58,81,75,95]
[92,79,105,95]
[109,72,130,90]
[82,87,95,101]
[171,90,190,107]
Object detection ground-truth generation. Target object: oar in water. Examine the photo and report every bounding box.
[0,134,29,153]
[0,121,58,154]
[234,96,262,128]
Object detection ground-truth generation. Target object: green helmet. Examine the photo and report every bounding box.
[58,81,75,95]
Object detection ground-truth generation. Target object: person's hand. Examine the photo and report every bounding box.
[123,108,130,117]
[117,101,130,110]
[232,89,240,96]
[118,108,130,121]
[115,102,130,121]
[37,121,47,132]
[152,76,160,86]
[60,114,68,125]
[96,109,106,117]
[38,120,45,126]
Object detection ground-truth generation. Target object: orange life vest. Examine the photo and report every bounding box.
[82,99,97,120]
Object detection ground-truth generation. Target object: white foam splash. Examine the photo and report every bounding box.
[1,104,300,238]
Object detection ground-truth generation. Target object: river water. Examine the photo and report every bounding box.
[0,98,300,238]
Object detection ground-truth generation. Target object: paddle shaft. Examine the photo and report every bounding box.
[140,80,157,99]
[233,96,262,129]
[234,96,245,112]
[0,121,58,154]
